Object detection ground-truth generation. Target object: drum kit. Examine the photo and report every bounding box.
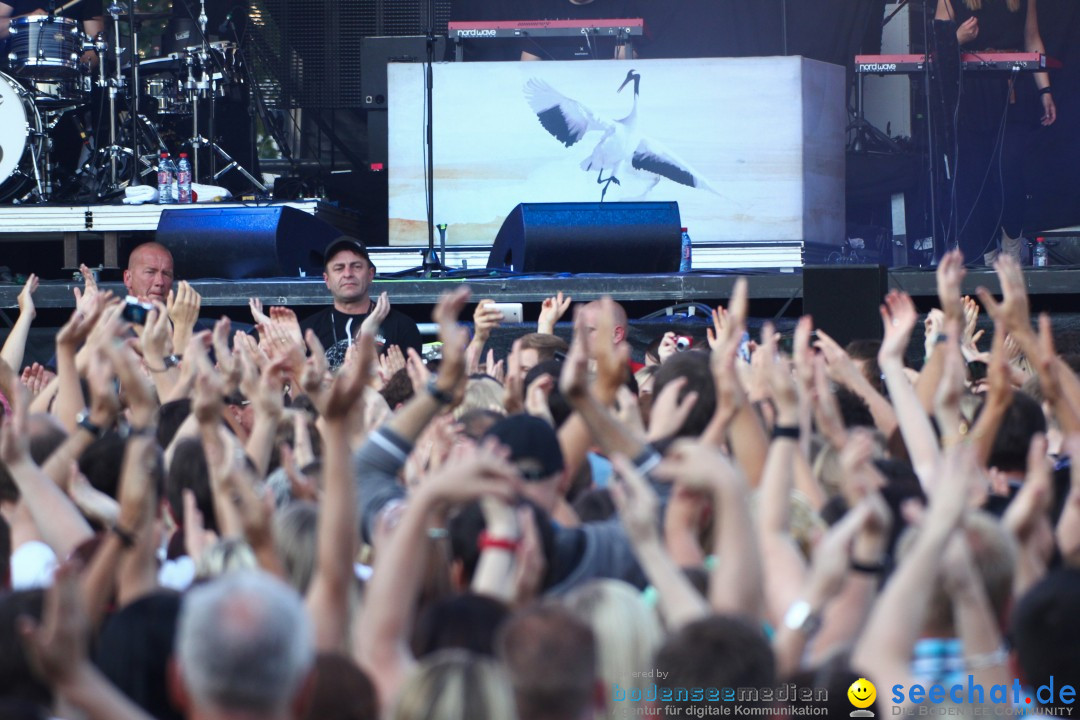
[0,0,263,204]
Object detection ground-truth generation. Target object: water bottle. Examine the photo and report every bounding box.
[157,153,174,204]
[1033,237,1048,267]
[176,153,192,204]
[679,227,692,272]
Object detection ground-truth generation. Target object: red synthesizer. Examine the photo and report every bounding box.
[448,18,645,40]
[855,52,1061,74]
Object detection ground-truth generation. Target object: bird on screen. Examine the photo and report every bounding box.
[525,69,719,202]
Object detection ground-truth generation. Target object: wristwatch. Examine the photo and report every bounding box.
[75,410,105,438]
[783,600,822,637]
[163,353,182,369]
[426,379,454,405]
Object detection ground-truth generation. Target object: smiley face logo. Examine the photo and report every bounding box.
[848,678,876,715]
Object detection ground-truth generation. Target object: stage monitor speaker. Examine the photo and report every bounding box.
[156,206,343,279]
[803,264,888,347]
[486,202,682,274]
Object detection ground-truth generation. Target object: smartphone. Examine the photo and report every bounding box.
[121,296,153,325]
[489,302,523,324]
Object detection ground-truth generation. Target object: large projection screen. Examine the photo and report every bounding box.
[388,56,844,248]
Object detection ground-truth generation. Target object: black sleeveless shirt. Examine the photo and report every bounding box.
[952,0,1027,51]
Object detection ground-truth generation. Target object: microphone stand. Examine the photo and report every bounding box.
[421,0,448,277]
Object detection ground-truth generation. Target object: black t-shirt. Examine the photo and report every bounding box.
[300,305,423,370]
[521,0,642,61]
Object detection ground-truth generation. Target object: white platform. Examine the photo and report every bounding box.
[0,200,320,234]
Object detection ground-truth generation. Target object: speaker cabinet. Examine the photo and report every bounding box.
[803,265,888,346]
[156,206,343,279]
[486,202,682,274]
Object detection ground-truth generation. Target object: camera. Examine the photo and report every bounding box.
[121,296,153,325]
[675,335,692,351]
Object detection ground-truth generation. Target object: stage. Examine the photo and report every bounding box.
[3,266,1080,313]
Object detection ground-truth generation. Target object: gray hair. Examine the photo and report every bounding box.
[176,570,314,715]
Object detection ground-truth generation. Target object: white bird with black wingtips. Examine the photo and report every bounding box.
[525,69,719,202]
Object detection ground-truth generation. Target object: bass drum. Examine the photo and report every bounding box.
[0,72,44,203]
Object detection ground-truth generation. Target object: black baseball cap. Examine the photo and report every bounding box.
[484,414,565,481]
[323,236,372,267]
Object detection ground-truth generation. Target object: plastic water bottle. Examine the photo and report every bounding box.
[1033,237,1048,267]
[679,227,692,272]
[157,153,174,204]
[176,153,192,204]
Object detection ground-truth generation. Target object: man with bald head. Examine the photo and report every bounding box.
[123,242,175,304]
[577,299,628,358]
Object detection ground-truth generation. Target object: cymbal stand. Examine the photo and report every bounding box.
[182,50,266,192]
[128,0,141,186]
[104,1,126,191]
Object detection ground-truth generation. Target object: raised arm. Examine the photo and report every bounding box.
[878,291,941,488]
[307,333,375,652]
[0,274,38,372]
[357,441,518,710]
[610,454,709,631]
[852,443,976,708]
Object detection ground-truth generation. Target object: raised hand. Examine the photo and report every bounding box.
[472,299,504,342]
[56,292,108,351]
[141,301,174,366]
[935,249,966,322]
[72,263,99,315]
[269,306,304,345]
[418,438,519,510]
[559,308,590,403]
[656,331,679,365]
[360,292,391,338]
[323,333,376,422]
[537,291,571,335]
[299,329,330,404]
[760,322,798,424]
[878,290,918,365]
[431,287,472,403]
[646,376,699,442]
[17,273,38,320]
[960,296,984,361]
[377,345,406,385]
[248,297,271,326]
[610,453,661,545]
[167,280,202,351]
[977,257,1031,339]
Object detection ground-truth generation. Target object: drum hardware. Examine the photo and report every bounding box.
[172,0,265,192]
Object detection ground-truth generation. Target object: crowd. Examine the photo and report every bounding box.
[0,238,1078,720]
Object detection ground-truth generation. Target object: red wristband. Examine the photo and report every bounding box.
[478,531,519,553]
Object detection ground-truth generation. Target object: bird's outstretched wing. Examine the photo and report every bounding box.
[525,78,609,148]
[631,137,719,193]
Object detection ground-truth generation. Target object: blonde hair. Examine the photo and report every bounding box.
[274,501,319,594]
[962,0,1021,12]
[195,537,258,581]
[563,579,664,720]
[452,376,507,421]
[392,649,517,720]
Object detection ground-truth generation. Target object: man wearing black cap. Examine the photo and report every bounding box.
[484,414,572,519]
[300,236,422,369]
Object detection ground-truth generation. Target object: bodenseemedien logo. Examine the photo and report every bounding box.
[849,678,877,717]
